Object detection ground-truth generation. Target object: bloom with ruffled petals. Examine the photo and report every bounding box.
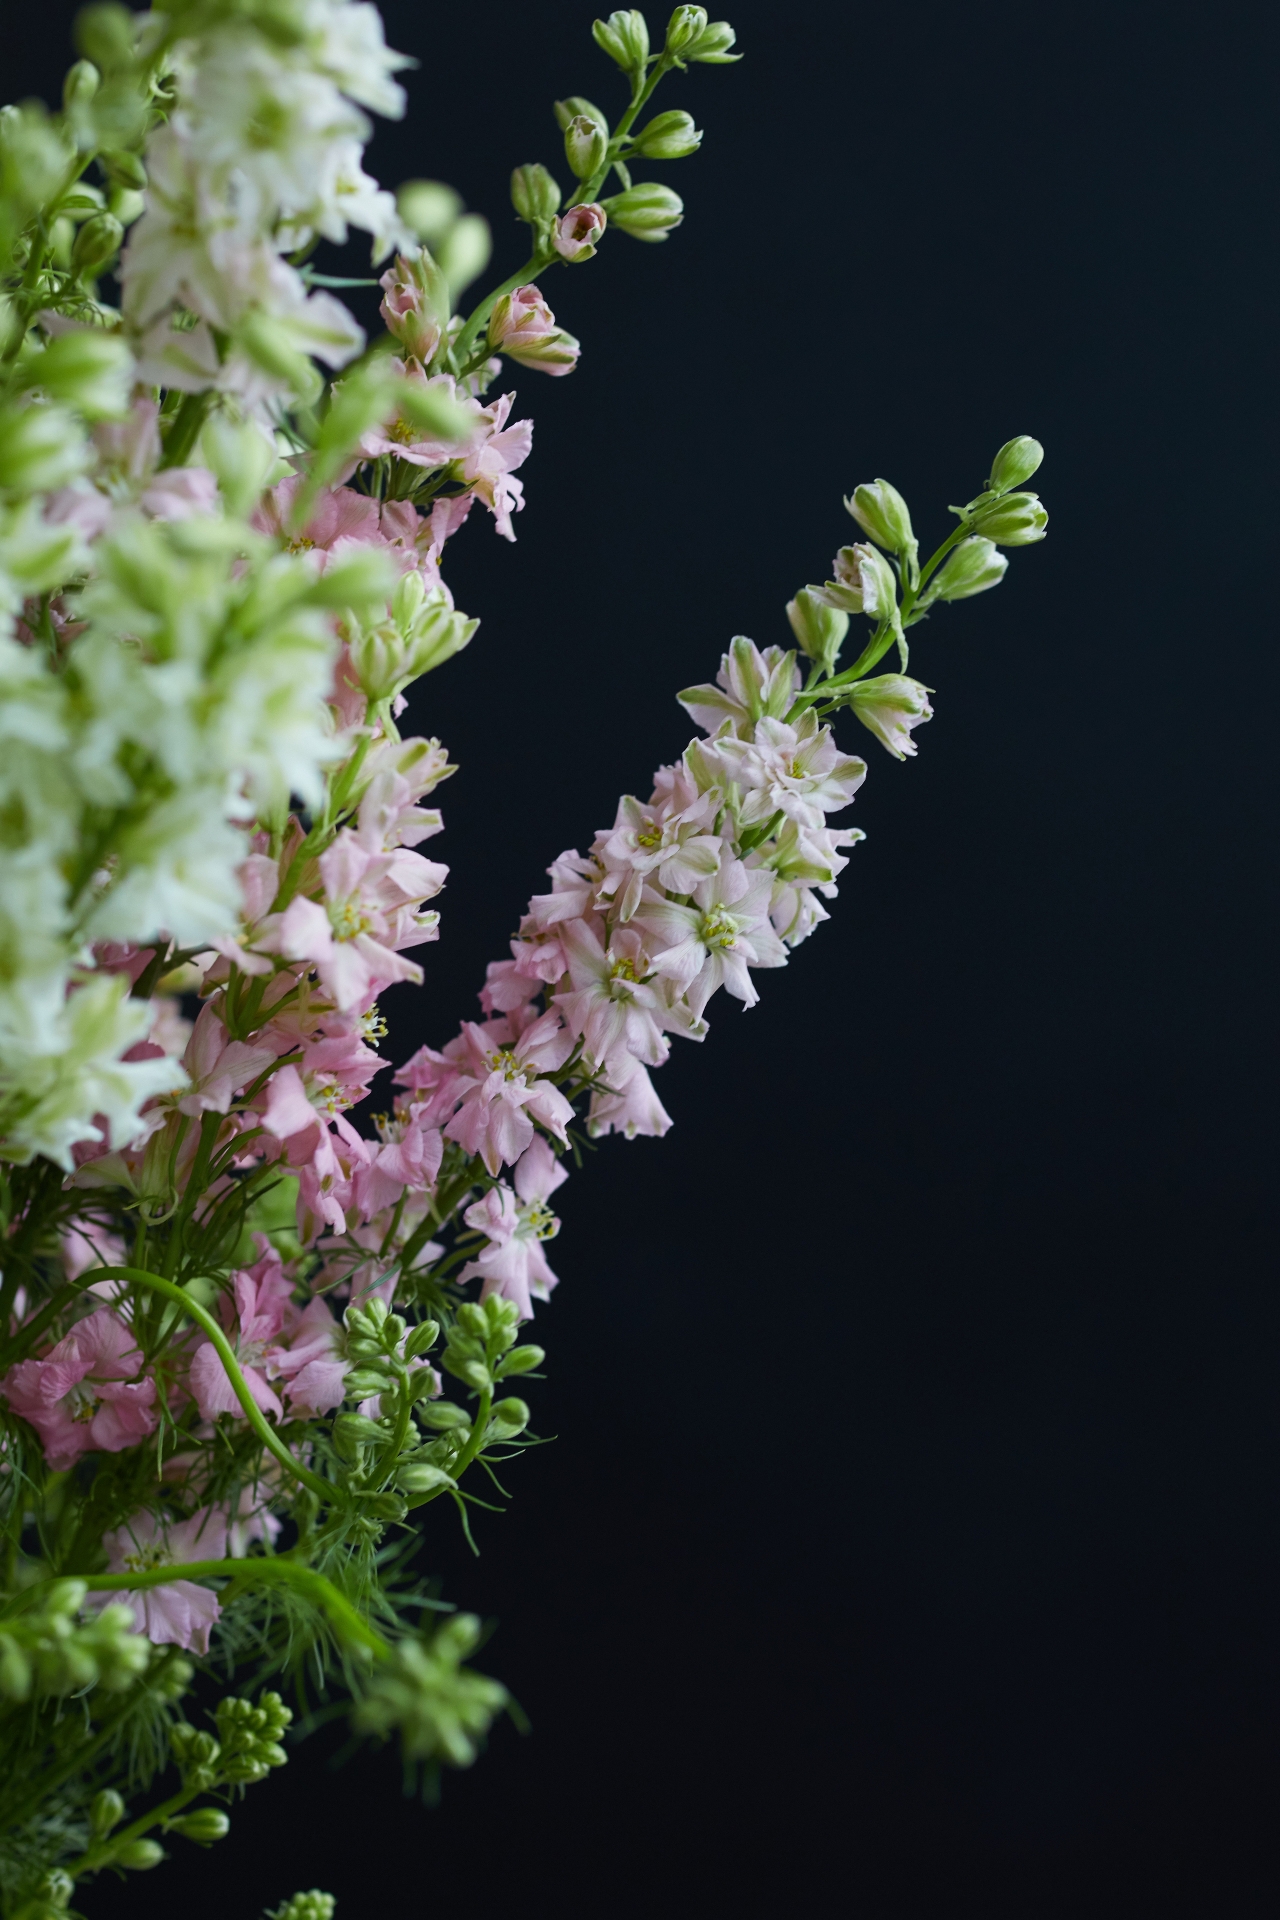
[443,1011,574,1175]
[97,1507,227,1654]
[457,1138,568,1318]
[2,1310,158,1470]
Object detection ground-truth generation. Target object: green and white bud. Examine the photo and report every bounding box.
[0,402,88,492]
[435,213,491,301]
[489,1397,531,1439]
[397,1462,457,1495]
[343,1367,394,1400]
[632,109,702,159]
[600,181,683,241]
[22,329,132,420]
[554,96,609,137]
[814,543,898,621]
[404,1319,440,1360]
[198,414,280,519]
[967,491,1048,545]
[396,178,463,249]
[168,1809,230,1844]
[845,478,916,558]
[592,10,651,72]
[845,674,934,760]
[75,3,138,71]
[495,1342,546,1377]
[564,114,608,181]
[684,18,739,60]
[107,185,145,227]
[69,210,123,278]
[665,5,709,54]
[927,535,1008,600]
[89,1790,125,1837]
[62,61,100,112]
[112,1840,164,1872]
[99,145,146,190]
[510,163,562,224]
[987,434,1044,494]
[417,1401,472,1430]
[786,587,848,673]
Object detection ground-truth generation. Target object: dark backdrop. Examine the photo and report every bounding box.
[9,0,1279,1912]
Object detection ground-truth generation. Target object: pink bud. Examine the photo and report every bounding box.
[378,252,447,365]
[487,285,582,377]
[552,203,607,262]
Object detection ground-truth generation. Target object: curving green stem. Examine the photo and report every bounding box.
[91,1267,333,1505]
[79,1556,389,1662]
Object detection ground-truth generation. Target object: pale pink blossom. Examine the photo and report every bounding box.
[526,850,604,929]
[253,477,386,569]
[378,253,444,364]
[353,1106,443,1216]
[846,675,934,759]
[554,921,673,1070]
[97,1508,228,1654]
[2,1311,158,1470]
[586,1054,674,1140]
[187,1246,295,1422]
[457,1138,568,1319]
[175,1003,278,1117]
[140,466,219,520]
[593,791,723,921]
[678,637,802,739]
[707,712,867,831]
[634,860,787,1017]
[455,390,532,542]
[488,284,580,376]
[443,1011,574,1175]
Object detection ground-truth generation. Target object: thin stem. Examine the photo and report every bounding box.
[78,1557,388,1661]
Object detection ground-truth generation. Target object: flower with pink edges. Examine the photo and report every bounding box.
[2,1310,158,1470]
[487,284,581,376]
[253,477,387,570]
[552,203,607,261]
[441,1009,575,1176]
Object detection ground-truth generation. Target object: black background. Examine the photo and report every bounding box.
[9,0,1280,1912]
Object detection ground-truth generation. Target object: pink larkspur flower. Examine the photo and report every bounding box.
[1,1310,158,1470]
[97,1508,228,1654]
[457,1138,568,1319]
[253,476,387,570]
[552,203,606,261]
[443,1010,574,1176]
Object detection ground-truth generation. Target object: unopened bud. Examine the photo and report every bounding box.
[496,1343,545,1376]
[987,434,1044,493]
[554,96,609,136]
[845,674,933,760]
[786,587,847,672]
[552,202,607,261]
[168,1809,230,1844]
[844,478,915,557]
[70,210,123,278]
[510,163,562,224]
[107,185,145,227]
[25,329,132,420]
[90,1790,125,1836]
[632,109,702,158]
[198,413,278,520]
[62,60,100,111]
[344,1367,393,1400]
[113,1839,164,1871]
[404,1319,440,1359]
[435,214,491,301]
[600,181,683,241]
[397,1462,456,1494]
[75,3,137,71]
[417,1401,472,1430]
[0,402,87,492]
[592,9,651,71]
[396,178,463,249]
[489,1397,531,1437]
[379,249,447,364]
[928,535,1007,601]
[665,5,709,54]
[967,491,1047,545]
[99,146,146,189]
[564,113,608,180]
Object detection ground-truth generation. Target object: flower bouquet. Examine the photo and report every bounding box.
[0,4,1047,1914]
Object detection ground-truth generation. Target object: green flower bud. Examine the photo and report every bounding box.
[987,434,1044,493]
[99,146,146,190]
[510,164,562,224]
[967,491,1048,545]
[37,1869,73,1909]
[90,1789,125,1837]
[417,1400,472,1430]
[270,1895,336,1920]
[927,535,1008,601]
[786,587,848,673]
[489,1397,531,1438]
[75,3,138,71]
[168,1808,230,1844]
[397,1461,456,1494]
[495,1343,546,1377]
[684,18,739,60]
[333,1411,388,1453]
[0,1635,31,1700]
[553,96,609,137]
[24,329,132,420]
[396,179,463,249]
[198,414,279,520]
[844,478,916,557]
[404,1319,440,1359]
[70,210,123,278]
[592,10,651,72]
[600,181,683,241]
[632,109,702,159]
[435,212,491,301]
[113,1839,164,1871]
[344,1367,393,1400]
[407,1365,439,1402]
[665,5,708,54]
[0,402,88,492]
[63,61,100,112]
[107,185,145,227]
[564,114,608,181]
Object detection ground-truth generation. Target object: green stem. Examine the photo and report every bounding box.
[68,1783,200,1877]
[450,249,553,372]
[89,1269,333,1504]
[81,1557,388,1662]
[158,391,213,470]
